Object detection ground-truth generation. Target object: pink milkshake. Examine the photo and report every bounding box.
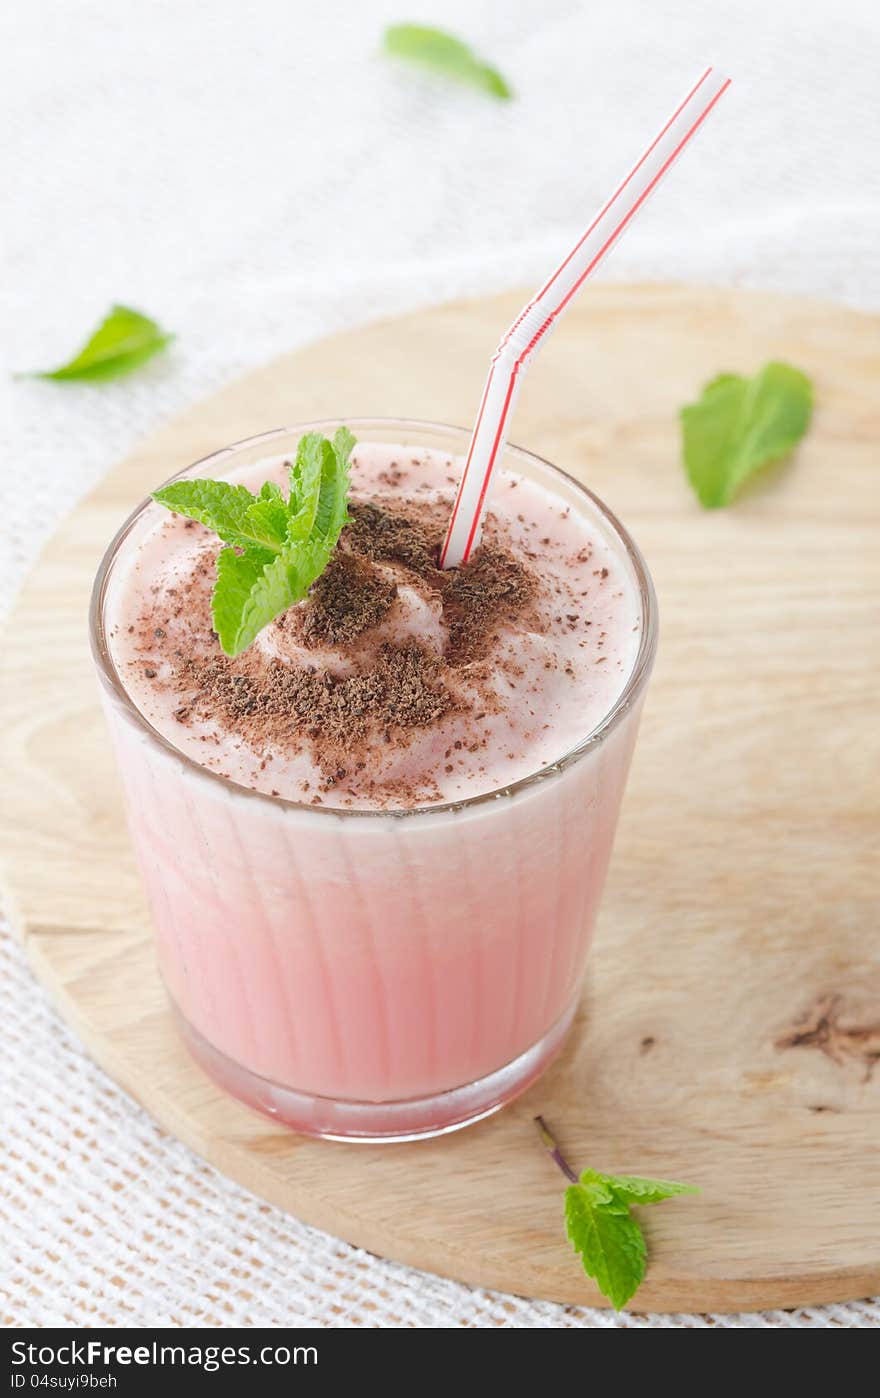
[91,420,656,1139]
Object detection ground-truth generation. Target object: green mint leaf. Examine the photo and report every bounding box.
[681,360,813,508]
[565,1168,698,1310]
[384,24,512,100]
[152,429,357,656]
[245,483,292,549]
[211,544,278,654]
[287,433,327,541]
[151,479,277,550]
[22,304,174,381]
[333,425,357,469]
[212,539,330,656]
[603,1174,700,1208]
[565,1180,647,1310]
[312,428,355,540]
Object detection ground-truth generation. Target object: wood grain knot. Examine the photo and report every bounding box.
[775,994,880,1083]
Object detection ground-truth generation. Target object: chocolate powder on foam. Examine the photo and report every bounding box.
[299,550,398,647]
[343,499,438,576]
[301,498,535,662]
[141,497,537,795]
[442,545,535,663]
[186,644,450,789]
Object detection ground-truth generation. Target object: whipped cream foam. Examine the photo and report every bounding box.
[106,443,642,810]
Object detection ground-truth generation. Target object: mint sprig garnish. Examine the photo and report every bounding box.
[383,24,512,100]
[535,1116,698,1310]
[152,427,356,657]
[20,304,174,381]
[681,360,813,508]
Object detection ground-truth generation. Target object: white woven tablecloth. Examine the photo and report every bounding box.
[2,0,878,1328]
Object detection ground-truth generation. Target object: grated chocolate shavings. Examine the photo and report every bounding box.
[343,500,438,576]
[178,643,451,784]
[443,545,536,664]
[300,551,397,647]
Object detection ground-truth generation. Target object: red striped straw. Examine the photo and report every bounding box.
[440,65,731,570]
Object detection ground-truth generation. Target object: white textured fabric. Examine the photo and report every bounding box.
[1,0,878,1329]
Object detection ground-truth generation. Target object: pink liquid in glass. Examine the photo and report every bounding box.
[92,422,656,1139]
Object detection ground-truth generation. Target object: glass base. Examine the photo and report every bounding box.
[172,999,577,1142]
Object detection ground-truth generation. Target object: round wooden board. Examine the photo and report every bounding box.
[2,284,879,1313]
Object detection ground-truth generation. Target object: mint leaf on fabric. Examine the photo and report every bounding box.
[152,428,355,657]
[564,1168,699,1310]
[384,24,512,100]
[681,361,813,508]
[23,305,174,381]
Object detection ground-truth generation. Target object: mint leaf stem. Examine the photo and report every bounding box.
[534,1115,578,1183]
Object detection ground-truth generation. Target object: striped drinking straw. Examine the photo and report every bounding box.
[439,66,731,570]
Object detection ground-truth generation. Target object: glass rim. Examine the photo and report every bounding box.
[89,417,658,821]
